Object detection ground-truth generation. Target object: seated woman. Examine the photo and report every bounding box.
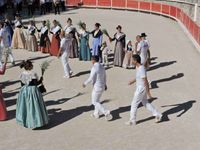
[16,60,49,129]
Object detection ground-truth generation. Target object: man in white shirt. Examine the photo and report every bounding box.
[0,22,15,66]
[136,35,149,69]
[141,33,151,68]
[126,54,162,126]
[83,56,112,120]
[57,31,73,78]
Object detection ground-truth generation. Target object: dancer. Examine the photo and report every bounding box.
[0,22,15,66]
[0,56,8,121]
[91,23,103,61]
[16,60,49,129]
[101,41,110,67]
[24,20,38,52]
[37,21,50,53]
[57,31,73,78]
[11,14,26,49]
[125,54,162,126]
[64,18,78,58]
[78,22,91,61]
[83,56,112,120]
[122,40,134,69]
[50,20,61,56]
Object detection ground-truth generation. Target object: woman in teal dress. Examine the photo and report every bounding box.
[16,60,49,129]
[78,23,91,61]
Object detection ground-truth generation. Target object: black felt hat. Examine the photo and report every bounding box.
[141,33,147,37]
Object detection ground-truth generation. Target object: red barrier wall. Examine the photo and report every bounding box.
[66,0,200,46]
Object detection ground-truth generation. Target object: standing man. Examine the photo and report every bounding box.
[27,0,34,16]
[136,34,149,69]
[40,0,46,15]
[83,56,112,120]
[60,0,66,11]
[126,54,162,126]
[57,31,73,78]
[53,0,60,15]
[141,33,151,67]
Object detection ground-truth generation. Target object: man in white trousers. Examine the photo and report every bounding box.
[83,56,112,120]
[126,54,162,126]
[57,31,73,78]
[0,22,15,67]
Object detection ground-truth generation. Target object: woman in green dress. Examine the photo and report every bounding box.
[16,60,49,129]
[78,23,91,61]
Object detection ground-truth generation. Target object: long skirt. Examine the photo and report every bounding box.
[0,87,7,121]
[123,51,133,68]
[40,34,50,53]
[79,38,91,61]
[69,38,78,58]
[16,86,49,128]
[27,35,38,52]
[50,34,60,56]
[113,41,125,67]
[11,28,26,49]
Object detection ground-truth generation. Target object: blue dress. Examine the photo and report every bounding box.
[16,71,49,129]
[91,30,103,56]
[79,31,91,61]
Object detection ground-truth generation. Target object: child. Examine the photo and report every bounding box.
[101,41,110,67]
[57,31,73,78]
[123,40,134,69]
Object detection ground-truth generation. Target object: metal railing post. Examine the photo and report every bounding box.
[194,3,198,22]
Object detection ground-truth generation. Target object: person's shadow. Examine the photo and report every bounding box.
[110,97,157,121]
[136,100,196,124]
[36,100,110,130]
[148,61,177,71]
[151,73,184,89]
[161,100,196,121]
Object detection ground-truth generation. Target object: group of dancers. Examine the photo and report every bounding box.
[0,14,163,129]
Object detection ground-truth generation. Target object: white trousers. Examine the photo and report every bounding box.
[102,54,109,66]
[92,86,108,116]
[130,86,161,122]
[61,52,72,76]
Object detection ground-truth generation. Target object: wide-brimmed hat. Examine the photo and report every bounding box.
[116,25,122,30]
[141,33,147,37]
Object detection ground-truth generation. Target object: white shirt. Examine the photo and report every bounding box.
[60,37,71,54]
[40,0,45,4]
[0,28,9,48]
[136,65,146,88]
[41,26,48,34]
[51,25,61,34]
[84,63,106,89]
[137,40,149,64]
[28,25,35,34]
[14,20,22,27]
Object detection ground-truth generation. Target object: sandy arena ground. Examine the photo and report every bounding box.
[0,8,200,150]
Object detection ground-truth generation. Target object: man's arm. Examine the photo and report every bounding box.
[128,79,136,85]
[143,77,152,98]
[83,68,96,87]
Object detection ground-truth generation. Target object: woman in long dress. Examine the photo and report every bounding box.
[50,20,61,56]
[90,23,103,61]
[11,15,26,49]
[16,60,49,129]
[64,18,78,58]
[78,23,91,61]
[0,57,8,121]
[24,20,38,52]
[122,40,134,69]
[37,20,50,53]
[109,25,126,67]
